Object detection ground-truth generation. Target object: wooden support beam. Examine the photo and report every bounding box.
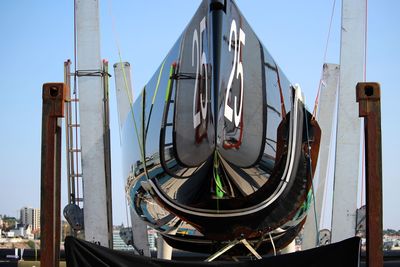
[40,82,66,267]
[356,82,383,267]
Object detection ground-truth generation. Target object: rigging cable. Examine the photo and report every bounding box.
[312,0,337,119]
[268,232,276,256]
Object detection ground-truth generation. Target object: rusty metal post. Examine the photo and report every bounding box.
[356,82,383,267]
[40,83,66,267]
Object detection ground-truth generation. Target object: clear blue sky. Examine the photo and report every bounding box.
[0,1,399,230]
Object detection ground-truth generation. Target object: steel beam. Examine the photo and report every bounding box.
[40,83,66,267]
[356,82,383,267]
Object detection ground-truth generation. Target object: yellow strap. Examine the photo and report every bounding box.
[152,59,167,105]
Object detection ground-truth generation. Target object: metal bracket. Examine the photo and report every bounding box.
[74,69,111,77]
[205,239,262,262]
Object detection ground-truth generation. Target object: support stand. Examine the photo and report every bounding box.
[356,82,383,267]
[40,83,66,267]
[205,239,262,262]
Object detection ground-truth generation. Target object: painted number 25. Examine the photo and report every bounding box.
[224,20,245,127]
[192,17,208,129]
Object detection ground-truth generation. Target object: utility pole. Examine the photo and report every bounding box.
[331,0,366,242]
[76,0,112,247]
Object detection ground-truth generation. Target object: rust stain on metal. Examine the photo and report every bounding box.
[40,82,66,267]
[356,82,383,267]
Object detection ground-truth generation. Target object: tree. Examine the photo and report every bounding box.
[27,240,35,249]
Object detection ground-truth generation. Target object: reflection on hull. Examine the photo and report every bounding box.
[119,0,321,254]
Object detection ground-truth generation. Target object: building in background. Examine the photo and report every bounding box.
[113,229,134,251]
[20,207,40,234]
[8,224,34,240]
[147,228,158,251]
[1,216,17,231]
[61,220,72,241]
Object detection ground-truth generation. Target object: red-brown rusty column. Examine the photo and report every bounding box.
[356,82,383,267]
[40,83,66,267]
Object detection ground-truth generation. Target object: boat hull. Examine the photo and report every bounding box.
[119,0,321,251]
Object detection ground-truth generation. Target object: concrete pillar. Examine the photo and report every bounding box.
[302,64,339,249]
[331,0,366,243]
[76,0,111,247]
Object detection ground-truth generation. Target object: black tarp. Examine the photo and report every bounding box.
[65,236,360,267]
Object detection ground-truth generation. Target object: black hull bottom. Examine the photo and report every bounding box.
[64,236,361,266]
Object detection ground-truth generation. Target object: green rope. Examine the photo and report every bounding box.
[213,152,224,199]
[293,189,313,220]
[165,64,175,102]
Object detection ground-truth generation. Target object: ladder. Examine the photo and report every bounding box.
[64,60,84,213]
[63,60,112,242]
